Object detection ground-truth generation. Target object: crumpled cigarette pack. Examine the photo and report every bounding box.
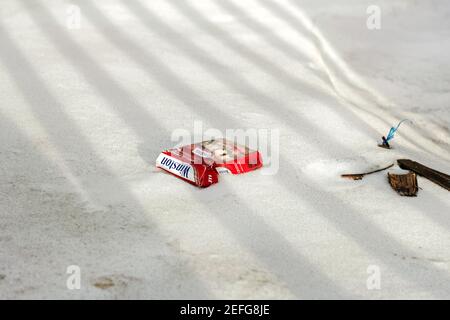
[156,139,263,187]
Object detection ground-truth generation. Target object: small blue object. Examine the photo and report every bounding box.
[385,119,411,143]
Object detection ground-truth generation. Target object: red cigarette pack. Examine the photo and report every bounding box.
[155,139,263,187]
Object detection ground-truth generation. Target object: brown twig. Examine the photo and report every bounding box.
[341,163,394,180]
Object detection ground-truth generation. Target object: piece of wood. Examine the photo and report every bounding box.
[388,172,418,196]
[341,163,394,180]
[397,159,450,191]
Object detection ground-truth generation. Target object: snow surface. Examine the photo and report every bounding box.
[0,0,449,299]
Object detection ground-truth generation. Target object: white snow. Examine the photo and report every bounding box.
[0,0,449,299]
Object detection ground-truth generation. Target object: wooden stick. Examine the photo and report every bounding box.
[397,159,450,191]
[341,163,394,180]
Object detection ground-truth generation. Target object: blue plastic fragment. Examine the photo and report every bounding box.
[385,119,411,142]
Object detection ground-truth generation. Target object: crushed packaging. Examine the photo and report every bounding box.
[156,139,263,187]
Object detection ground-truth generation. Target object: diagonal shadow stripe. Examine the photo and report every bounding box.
[14,0,351,298]
[215,0,323,83]
[0,22,211,299]
[412,189,450,234]
[166,0,325,96]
